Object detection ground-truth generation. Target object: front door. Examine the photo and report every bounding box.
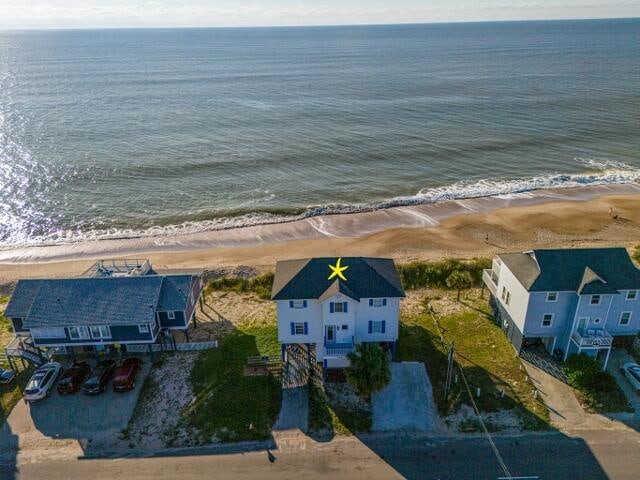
[326,325,336,344]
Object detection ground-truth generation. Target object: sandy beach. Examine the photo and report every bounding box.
[0,184,639,286]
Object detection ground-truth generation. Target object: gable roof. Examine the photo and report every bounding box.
[499,247,640,293]
[272,257,405,301]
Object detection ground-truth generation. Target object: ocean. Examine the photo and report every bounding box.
[1,19,639,250]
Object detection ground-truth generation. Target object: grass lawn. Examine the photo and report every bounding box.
[185,321,281,443]
[308,382,371,437]
[0,309,31,422]
[398,289,551,431]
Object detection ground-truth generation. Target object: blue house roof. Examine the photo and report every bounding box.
[158,275,194,311]
[22,277,163,328]
[5,273,199,329]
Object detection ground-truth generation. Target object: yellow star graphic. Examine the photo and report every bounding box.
[328,257,349,281]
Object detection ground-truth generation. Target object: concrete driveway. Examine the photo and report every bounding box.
[371,362,440,432]
[606,348,640,414]
[274,386,308,431]
[0,359,150,455]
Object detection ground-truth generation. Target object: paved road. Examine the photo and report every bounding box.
[4,429,640,480]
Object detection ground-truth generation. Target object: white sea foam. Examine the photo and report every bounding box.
[1,160,639,249]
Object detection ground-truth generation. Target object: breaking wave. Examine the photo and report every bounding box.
[2,159,639,250]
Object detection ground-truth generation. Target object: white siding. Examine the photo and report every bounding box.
[495,262,530,332]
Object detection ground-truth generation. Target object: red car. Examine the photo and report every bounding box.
[112,358,143,392]
[57,362,91,395]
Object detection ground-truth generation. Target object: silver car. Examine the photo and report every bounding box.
[24,362,63,402]
[621,362,640,394]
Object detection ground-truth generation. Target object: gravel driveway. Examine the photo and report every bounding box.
[372,362,439,432]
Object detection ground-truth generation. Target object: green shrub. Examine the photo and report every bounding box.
[398,258,490,290]
[207,272,274,300]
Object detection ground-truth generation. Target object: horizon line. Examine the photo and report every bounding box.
[1,15,639,32]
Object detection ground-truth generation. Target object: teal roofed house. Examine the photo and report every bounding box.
[482,247,640,369]
[4,259,204,365]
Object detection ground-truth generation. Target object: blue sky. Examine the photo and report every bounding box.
[1,1,639,29]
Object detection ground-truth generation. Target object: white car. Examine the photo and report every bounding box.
[621,362,640,394]
[24,362,63,402]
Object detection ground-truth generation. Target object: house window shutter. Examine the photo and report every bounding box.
[344,302,348,313]
[289,300,294,308]
[369,299,373,306]
[303,300,308,308]
[303,322,308,335]
[330,302,334,313]
[290,322,295,335]
[368,321,372,334]
[383,299,387,306]
[381,321,386,333]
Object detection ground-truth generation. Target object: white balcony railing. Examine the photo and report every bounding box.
[571,328,613,348]
[482,269,499,296]
[324,342,355,357]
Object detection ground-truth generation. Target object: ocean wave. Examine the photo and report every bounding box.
[1,160,639,249]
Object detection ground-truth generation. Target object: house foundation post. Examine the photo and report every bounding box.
[184,329,190,343]
[603,347,612,371]
[147,343,154,361]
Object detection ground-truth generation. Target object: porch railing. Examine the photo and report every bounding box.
[571,328,613,348]
[482,269,499,296]
[324,342,355,357]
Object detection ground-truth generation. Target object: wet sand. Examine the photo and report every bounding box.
[0,183,639,284]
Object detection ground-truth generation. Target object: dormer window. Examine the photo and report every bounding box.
[546,292,557,302]
[590,295,601,305]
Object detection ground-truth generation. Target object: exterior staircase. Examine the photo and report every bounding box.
[4,337,46,367]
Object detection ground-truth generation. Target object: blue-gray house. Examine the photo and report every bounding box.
[4,259,204,363]
[483,247,640,369]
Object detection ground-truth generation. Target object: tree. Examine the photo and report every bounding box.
[446,269,473,301]
[346,343,391,400]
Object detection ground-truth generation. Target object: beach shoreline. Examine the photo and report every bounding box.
[0,183,639,285]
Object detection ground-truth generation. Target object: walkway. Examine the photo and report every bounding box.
[274,386,309,432]
[372,362,440,432]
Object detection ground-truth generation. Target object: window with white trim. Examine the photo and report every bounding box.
[620,311,632,326]
[68,326,90,340]
[372,299,385,307]
[501,286,507,301]
[590,295,601,305]
[31,327,66,339]
[371,321,384,333]
[505,291,511,306]
[627,290,638,301]
[291,300,306,309]
[546,292,558,302]
[542,314,553,327]
[89,325,111,339]
[294,322,305,335]
[168,311,176,320]
[334,302,345,313]
[138,324,150,334]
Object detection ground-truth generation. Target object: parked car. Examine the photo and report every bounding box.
[24,362,63,402]
[82,360,116,395]
[57,362,91,395]
[0,368,16,385]
[621,362,640,393]
[112,358,143,392]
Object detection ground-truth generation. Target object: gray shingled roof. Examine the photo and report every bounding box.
[499,248,640,293]
[272,257,405,300]
[22,276,163,328]
[4,280,42,319]
[157,275,194,311]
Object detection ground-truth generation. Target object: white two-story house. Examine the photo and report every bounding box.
[272,257,405,380]
[483,247,640,369]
